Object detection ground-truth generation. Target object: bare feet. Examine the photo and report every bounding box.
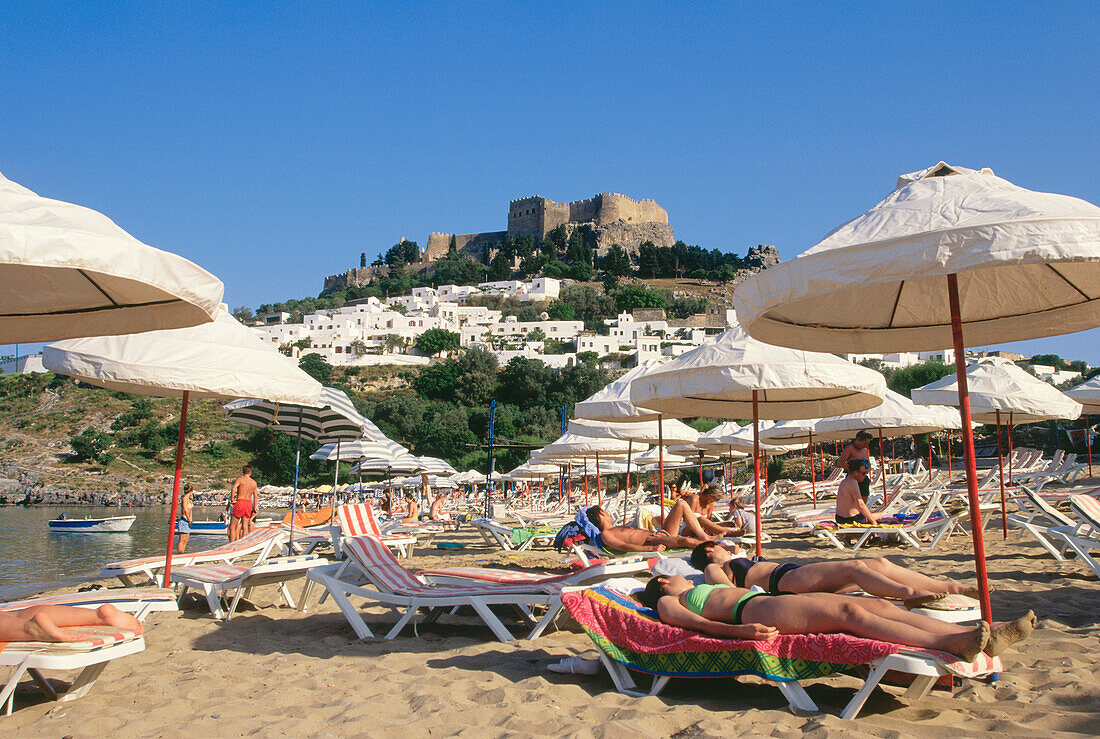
[97,605,144,636]
[25,613,89,643]
[984,611,1036,657]
[904,592,949,610]
[957,621,990,662]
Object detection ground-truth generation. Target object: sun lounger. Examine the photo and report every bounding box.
[416,556,653,587]
[100,527,288,586]
[305,536,562,641]
[0,588,178,621]
[811,490,967,551]
[336,504,417,559]
[1050,494,1100,579]
[171,554,329,620]
[471,518,556,551]
[1007,485,1078,559]
[561,584,1000,719]
[0,626,144,716]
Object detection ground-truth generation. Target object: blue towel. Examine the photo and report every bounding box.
[573,509,603,550]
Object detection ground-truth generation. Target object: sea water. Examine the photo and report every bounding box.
[0,505,286,593]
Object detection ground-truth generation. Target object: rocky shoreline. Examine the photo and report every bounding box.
[0,477,162,506]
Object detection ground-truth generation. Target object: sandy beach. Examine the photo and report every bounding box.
[5,489,1100,738]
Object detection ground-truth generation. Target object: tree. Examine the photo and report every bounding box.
[413,405,476,460]
[414,359,459,399]
[499,357,555,407]
[383,334,406,353]
[70,427,113,464]
[614,285,667,311]
[232,306,254,323]
[1029,354,1068,371]
[546,300,576,321]
[604,244,631,278]
[415,328,460,356]
[888,361,953,398]
[666,296,707,319]
[360,252,367,268]
[298,353,333,385]
[488,251,512,281]
[447,235,458,260]
[454,348,498,406]
[384,239,420,268]
[528,328,547,342]
[349,339,368,357]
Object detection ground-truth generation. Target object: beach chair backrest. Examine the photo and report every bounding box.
[1021,486,1075,526]
[199,526,283,558]
[343,535,424,592]
[911,491,942,526]
[1070,494,1100,529]
[337,503,385,538]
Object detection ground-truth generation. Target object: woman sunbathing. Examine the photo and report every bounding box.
[0,604,144,643]
[639,575,1034,661]
[690,542,981,609]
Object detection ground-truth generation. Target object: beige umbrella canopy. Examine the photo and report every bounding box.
[534,433,636,461]
[573,360,667,423]
[1066,375,1100,414]
[42,305,323,586]
[0,171,223,342]
[567,417,698,445]
[734,162,1100,623]
[736,162,1100,353]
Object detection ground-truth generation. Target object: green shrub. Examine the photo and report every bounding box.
[70,427,113,463]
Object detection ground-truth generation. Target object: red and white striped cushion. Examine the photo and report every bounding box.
[1071,493,1100,527]
[338,504,385,537]
[0,588,175,612]
[0,626,138,653]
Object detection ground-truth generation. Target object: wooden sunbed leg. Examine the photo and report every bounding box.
[840,659,892,719]
[776,681,819,713]
[468,599,518,642]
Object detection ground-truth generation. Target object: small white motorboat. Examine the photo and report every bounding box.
[188,520,228,535]
[48,514,137,533]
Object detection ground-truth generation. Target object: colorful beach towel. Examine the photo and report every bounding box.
[562,586,999,682]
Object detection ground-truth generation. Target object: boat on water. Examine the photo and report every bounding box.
[48,514,137,534]
[189,520,228,535]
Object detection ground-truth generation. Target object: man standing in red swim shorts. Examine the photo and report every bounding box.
[229,465,258,541]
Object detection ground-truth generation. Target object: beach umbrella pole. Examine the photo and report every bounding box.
[583,457,590,506]
[161,390,190,588]
[658,415,665,523]
[948,273,993,623]
[928,437,934,482]
[752,391,762,557]
[595,451,602,507]
[879,427,887,499]
[330,439,341,525]
[1087,413,1093,478]
[996,411,1008,539]
[1008,412,1014,485]
[289,407,303,550]
[809,431,817,509]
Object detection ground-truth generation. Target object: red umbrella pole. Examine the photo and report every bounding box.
[878,427,887,499]
[1087,413,1093,478]
[946,434,953,481]
[928,438,934,482]
[1008,412,1015,485]
[996,411,1008,539]
[658,415,666,524]
[625,440,632,492]
[752,390,762,558]
[948,273,993,623]
[162,390,190,588]
[595,452,602,507]
[583,457,590,506]
[698,453,704,490]
[809,431,817,509]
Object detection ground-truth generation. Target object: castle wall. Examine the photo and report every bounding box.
[508,193,669,238]
[423,231,507,263]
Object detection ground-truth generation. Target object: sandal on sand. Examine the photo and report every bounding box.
[548,656,600,675]
[904,593,949,610]
[985,610,1036,657]
[960,621,990,662]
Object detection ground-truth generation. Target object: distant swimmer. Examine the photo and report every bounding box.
[229,465,258,541]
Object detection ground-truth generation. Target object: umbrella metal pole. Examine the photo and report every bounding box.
[1087,413,1093,478]
[1008,412,1014,485]
[752,391,762,558]
[658,415,666,524]
[330,439,341,526]
[996,411,1008,539]
[809,431,817,509]
[289,408,303,550]
[948,273,993,624]
[583,457,590,507]
[697,453,704,491]
[162,390,190,588]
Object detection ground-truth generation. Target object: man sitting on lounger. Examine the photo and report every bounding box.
[680,485,741,537]
[585,503,717,554]
[836,460,879,525]
[0,604,143,643]
[690,541,982,609]
[639,575,1034,661]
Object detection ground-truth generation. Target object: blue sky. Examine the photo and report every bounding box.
[2,2,1098,363]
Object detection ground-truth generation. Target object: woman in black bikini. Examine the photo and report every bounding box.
[690,541,981,608]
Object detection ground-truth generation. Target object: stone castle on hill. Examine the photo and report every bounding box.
[324,192,678,292]
[422,192,676,263]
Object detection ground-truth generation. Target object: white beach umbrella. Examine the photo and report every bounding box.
[734,162,1100,622]
[567,416,697,495]
[310,438,411,463]
[1066,375,1100,477]
[42,305,322,585]
[631,325,886,555]
[0,171,223,342]
[718,421,801,454]
[415,456,458,475]
[351,456,424,475]
[534,433,635,461]
[634,447,688,466]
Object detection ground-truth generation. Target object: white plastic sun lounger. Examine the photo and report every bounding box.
[1050,493,1100,578]
[472,518,555,551]
[1007,485,1078,559]
[0,626,144,716]
[171,555,329,620]
[99,527,288,586]
[306,536,561,642]
[0,588,178,622]
[812,490,967,551]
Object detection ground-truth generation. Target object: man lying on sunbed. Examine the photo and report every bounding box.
[0,604,143,643]
[690,541,982,609]
[585,503,717,554]
[638,575,1034,661]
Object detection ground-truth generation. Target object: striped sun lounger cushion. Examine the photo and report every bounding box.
[1071,493,1100,525]
[0,626,139,655]
[562,586,1000,682]
[102,527,282,570]
[346,537,563,596]
[0,588,176,612]
[415,566,579,585]
[172,555,322,583]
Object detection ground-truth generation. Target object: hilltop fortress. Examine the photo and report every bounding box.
[421,192,676,264]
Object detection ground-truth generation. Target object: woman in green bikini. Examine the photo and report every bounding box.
[638,575,1034,661]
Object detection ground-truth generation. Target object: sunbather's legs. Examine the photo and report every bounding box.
[2,604,143,642]
[742,593,983,657]
[661,500,718,540]
[779,558,966,601]
[177,532,190,554]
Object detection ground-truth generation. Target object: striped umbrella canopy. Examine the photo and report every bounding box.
[310,438,411,463]
[415,456,458,475]
[351,455,425,475]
